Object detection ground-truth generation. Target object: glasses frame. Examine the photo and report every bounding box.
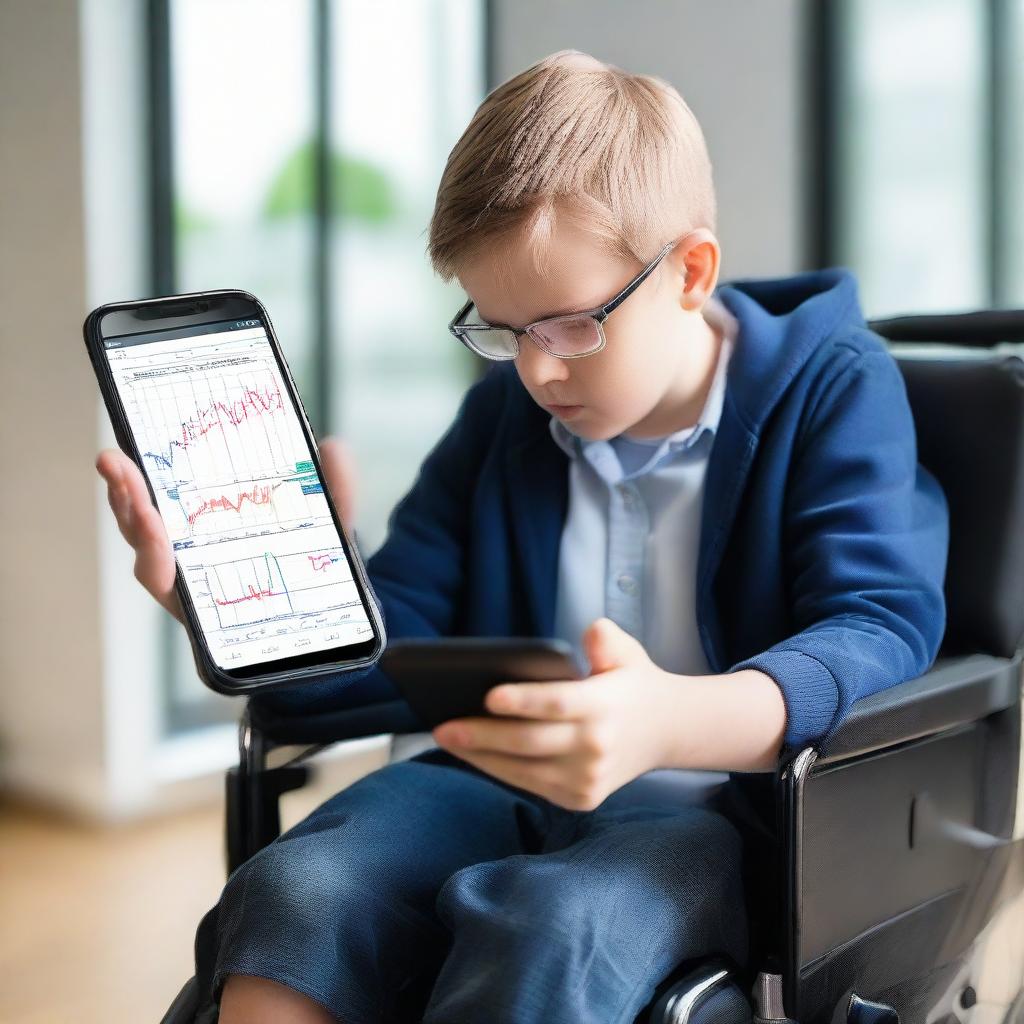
[447,235,684,361]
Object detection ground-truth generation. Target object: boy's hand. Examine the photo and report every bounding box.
[94,436,358,626]
[432,617,673,812]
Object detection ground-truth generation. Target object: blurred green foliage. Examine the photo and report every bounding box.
[263,139,397,222]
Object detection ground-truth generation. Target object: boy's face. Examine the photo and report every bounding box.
[456,214,721,441]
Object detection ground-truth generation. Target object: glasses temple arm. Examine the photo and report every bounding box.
[599,241,677,318]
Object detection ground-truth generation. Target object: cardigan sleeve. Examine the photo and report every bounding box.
[726,344,950,754]
[252,363,508,717]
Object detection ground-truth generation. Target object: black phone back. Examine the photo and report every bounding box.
[381,637,590,730]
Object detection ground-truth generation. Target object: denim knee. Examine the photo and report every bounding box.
[433,805,749,966]
[205,834,433,1020]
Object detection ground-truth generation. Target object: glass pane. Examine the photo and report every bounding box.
[170,0,316,385]
[835,0,987,317]
[1005,0,1024,304]
[329,0,484,558]
[159,0,486,734]
[165,0,316,732]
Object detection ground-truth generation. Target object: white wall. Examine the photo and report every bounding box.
[0,0,252,821]
[0,0,111,815]
[489,0,809,278]
[0,0,392,822]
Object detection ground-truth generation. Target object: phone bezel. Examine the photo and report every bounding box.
[83,287,386,696]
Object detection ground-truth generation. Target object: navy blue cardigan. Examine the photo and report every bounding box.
[266,267,949,763]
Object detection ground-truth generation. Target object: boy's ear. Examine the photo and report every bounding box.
[670,228,720,312]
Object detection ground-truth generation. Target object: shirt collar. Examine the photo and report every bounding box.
[547,292,737,464]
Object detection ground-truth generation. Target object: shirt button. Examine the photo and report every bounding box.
[617,573,638,596]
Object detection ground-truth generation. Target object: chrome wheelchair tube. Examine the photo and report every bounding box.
[237,705,267,859]
[752,970,797,1023]
[780,745,819,1019]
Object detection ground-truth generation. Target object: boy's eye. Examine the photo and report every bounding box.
[531,316,603,355]
[553,317,594,337]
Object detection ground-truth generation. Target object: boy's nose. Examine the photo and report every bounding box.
[515,337,571,388]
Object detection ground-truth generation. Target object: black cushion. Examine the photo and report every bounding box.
[897,352,1024,658]
[872,321,1024,660]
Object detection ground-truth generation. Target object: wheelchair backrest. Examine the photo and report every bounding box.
[868,309,1024,660]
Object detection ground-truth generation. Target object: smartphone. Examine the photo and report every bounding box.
[380,637,591,730]
[83,289,386,696]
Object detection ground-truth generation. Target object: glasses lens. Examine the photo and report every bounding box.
[457,305,518,359]
[529,315,603,357]
[460,328,518,359]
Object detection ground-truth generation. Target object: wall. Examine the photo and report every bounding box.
[489,0,809,278]
[0,0,110,815]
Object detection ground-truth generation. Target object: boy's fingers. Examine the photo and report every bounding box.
[106,477,133,536]
[130,510,184,622]
[97,450,136,540]
[95,448,127,497]
[317,435,356,527]
[96,450,182,619]
[486,681,594,720]
[116,463,175,569]
[132,529,178,600]
[100,452,152,544]
[435,717,578,758]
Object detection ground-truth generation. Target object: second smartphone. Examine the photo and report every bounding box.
[381,637,591,730]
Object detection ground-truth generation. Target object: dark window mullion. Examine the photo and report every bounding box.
[804,0,840,270]
[147,0,176,298]
[148,0,197,734]
[471,0,496,385]
[483,0,496,92]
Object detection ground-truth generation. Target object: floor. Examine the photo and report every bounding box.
[0,743,389,1024]
[4,740,1021,1023]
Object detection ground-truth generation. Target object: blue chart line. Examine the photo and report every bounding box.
[138,373,285,478]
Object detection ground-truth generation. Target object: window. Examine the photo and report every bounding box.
[818,0,1024,317]
[152,0,486,732]
[1003,0,1024,303]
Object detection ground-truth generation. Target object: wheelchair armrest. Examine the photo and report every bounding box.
[247,697,423,748]
[812,652,1022,766]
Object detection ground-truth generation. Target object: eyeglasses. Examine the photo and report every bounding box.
[447,235,684,361]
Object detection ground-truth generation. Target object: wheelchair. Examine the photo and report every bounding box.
[161,306,1024,1024]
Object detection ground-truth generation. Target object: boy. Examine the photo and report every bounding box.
[96,50,948,1024]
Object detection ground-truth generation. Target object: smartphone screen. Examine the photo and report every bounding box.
[100,312,377,678]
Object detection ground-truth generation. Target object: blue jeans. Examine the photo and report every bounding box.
[193,747,763,1023]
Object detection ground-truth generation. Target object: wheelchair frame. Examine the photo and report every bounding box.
[169,307,1024,1024]
[223,650,1023,1023]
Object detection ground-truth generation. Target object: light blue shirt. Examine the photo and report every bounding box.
[549,295,737,676]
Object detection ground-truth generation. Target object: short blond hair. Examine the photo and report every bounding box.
[427,49,717,286]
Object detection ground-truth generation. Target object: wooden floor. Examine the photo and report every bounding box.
[0,745,388,1024]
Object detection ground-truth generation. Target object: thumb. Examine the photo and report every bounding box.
[582,616,647,673]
